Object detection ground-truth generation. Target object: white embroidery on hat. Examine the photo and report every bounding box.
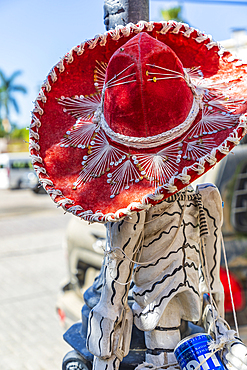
[159,21,175,35]
[30,113,41,128]
[88,35,100,50]
[49,68,57,83]
[146,64,185,82]
[29,128,39,141]
[195,31,212,44]
[109,159,141,198]
[76,41,86,55]
[36,89,47,103]
[29,139,40,152]
[183,138,216,161]
[75,130,126,186]
[110,26,122,41]
[186,107,239,138]
[60,122,99,149]
[133,143,179,186]
[33,100,44,115]
[207,96,246,113]
[60,122,181,195]
[56,60,65,73]
[185,66,203,79]
[194,76,244,99]
[94,61,108,92]
[105,63,136,89]
[41,79,51,92]
[171,22,184,34]
[58,94,101,120]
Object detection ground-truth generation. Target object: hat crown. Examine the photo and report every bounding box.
[103,33,194,140]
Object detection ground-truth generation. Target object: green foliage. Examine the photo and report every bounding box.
[0,69,27,134]
[0,117,29,142]
[0,119,5,138]
[9,126,29,141]
[161,6,185,23]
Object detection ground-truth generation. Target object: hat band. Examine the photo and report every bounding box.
[99,94,201,149]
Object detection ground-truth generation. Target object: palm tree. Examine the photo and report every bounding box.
[161,5,186,23]
[0,70,27,132]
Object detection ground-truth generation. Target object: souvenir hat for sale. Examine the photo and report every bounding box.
[30,21,247,222]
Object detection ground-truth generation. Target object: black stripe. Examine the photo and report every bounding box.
[231,341,244,347]
[98,317,104,356]
[134,212,140,230]
[182,221,187,286]
[155,325,180,331]
[122,237,131,251]
[134,282,185,319]
[183,221,199,229]
[143,224,179,248]
[113,357,118,370]
[152,198,197,220]
[203,205,218,289]
[186,281,200,296]
[146,348,174,354]
[111,260,124,305]
[133,262,198,297]
[208,307,224,336]
[87,311,93,349]
[152,210,181,219]
[118,219,124,233]
[121,263,133,305]
[135,243,200,273]
[109,317,118,354]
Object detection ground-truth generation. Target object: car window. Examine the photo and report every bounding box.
[231,162,247,233]
[10,160,32,169]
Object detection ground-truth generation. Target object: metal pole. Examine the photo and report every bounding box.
[129,0,149,24]
[104,0,149,31]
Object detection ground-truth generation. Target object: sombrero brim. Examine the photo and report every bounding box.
[30,21,247,222]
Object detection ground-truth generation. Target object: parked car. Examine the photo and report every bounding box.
[194,139,247,326]
[0,152,33,189]
[26,171,46,194]
[56,141,247,329]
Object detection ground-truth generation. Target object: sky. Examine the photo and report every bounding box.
[0,0,247,129]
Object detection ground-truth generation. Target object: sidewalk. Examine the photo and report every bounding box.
[0,190,72,369]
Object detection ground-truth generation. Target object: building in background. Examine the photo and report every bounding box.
[220,28,247,62]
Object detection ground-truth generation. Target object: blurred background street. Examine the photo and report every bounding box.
[0,189,72,370]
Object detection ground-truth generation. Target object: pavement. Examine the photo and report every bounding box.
[0,189,73,370]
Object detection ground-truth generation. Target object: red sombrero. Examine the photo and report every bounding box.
[30,21,247,222]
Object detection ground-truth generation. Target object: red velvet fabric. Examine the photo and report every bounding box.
[104,33,193,137]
